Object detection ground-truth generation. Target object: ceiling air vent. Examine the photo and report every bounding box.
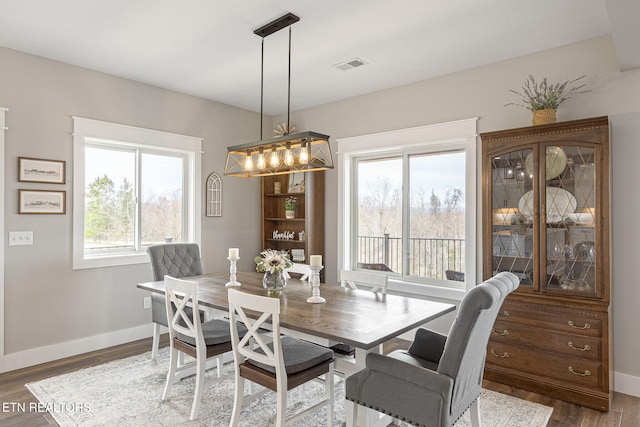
[333,58,368,71]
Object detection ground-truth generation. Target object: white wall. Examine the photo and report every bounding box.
[275,35,640,395]
[0,46,264,370]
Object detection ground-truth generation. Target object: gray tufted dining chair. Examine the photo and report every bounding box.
[146,243,205,359]
[345,272,519,427]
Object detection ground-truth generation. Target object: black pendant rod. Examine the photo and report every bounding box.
[287,26,291,134]
[260,37,264,140]
[253,13,300,139]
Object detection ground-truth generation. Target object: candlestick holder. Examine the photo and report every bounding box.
[306,265,325,303]
[225,257,241,287]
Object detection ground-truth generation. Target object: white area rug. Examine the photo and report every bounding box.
[26,347,552,426]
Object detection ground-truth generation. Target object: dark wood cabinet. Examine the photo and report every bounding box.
[481,116,612,411]
[261,172,324,264]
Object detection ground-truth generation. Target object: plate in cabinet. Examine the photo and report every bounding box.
[525,146,568,180]
[518,187,576,223]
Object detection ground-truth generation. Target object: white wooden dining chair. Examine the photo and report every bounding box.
[340,269,388,294]
[284,262,311,281]
[162,276,245,421]
[335,270,389,357]
[228,288,335,427]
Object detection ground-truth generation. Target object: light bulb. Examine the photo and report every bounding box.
[284,148,294,166]
[257,151,266,169]
[244,153,254,171]
[269,150,280,167]
[299,143,309,164]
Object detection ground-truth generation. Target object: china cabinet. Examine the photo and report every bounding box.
[261,171,324,265]
[481,116,611,411]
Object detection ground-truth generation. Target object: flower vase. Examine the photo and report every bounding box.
[263,270,287,296]
[285,210,295,219]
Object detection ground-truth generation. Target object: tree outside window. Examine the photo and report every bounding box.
[84,145,185,255]
[355,150,465,281]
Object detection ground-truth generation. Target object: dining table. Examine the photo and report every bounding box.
[137,270,456,425]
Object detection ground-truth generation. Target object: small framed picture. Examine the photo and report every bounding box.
[288,172,305,193]
[19,190,66,214]
[18,157,66,184]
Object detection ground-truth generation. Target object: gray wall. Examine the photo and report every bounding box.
[274,36,640,389]
[2,34,640,394]
[1,45,263,358]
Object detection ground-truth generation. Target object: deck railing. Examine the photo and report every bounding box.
[357,234,465,279]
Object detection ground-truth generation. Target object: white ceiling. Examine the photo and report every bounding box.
[0,0,634,116]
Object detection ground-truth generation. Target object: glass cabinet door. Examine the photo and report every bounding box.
[490,147,535,289]
[490,144,599,296]
[542,144,598,296]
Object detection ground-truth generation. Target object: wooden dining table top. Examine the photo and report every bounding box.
[137,271,456,350]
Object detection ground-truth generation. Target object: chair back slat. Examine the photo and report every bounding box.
[340,269,388,294]
[284,263,312,281]
[164,276,202,343]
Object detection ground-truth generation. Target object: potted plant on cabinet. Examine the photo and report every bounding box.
[285,196,297,219]
[506,74,588,125]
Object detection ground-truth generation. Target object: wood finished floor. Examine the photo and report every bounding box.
[0,336,638,427]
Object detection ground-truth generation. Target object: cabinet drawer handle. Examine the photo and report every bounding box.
[568,320,591,330]
[498,310,509,317]
[493,329,509,336]
[490,349,509,358]
[568,366,591,377]
[568,342,591,352]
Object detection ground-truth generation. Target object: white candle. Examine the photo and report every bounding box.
[310,255,322,267]
[229,248,239,258]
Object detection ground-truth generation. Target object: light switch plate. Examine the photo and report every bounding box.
[9,231,33,246]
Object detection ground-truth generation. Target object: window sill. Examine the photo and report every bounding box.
[72,252,148,270]
[387,278,466,302]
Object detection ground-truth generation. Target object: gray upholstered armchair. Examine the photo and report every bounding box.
[345,272,519,427]
[146,243,205,359]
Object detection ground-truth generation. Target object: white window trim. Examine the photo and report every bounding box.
[336,118,478,301]
[72,117,202,270]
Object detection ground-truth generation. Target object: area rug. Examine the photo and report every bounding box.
[26,347,552,426]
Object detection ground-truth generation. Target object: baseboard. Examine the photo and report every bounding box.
[614,371,640,398]
[4,324,640,401]
[2,324,154,373]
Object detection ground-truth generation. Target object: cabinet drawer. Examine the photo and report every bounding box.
[497,302,603,337]
[491,320,601,360]
[486,341,602,389]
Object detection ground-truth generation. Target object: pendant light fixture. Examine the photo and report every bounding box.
[224,13,333,177]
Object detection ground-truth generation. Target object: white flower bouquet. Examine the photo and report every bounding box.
[254,249,293,274]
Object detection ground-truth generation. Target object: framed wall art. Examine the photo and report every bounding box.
[18,157,66,184]
[206,172,222,217]
[288,172,305,193]
[19,189,66,214]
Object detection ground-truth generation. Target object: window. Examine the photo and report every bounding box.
[338,119,477,294]
[73,118,202,269]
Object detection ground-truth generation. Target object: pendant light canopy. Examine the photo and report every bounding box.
[224,13,333,177]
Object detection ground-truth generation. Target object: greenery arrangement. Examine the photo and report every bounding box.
[506,74,588,111]
[285,196,297,211]
[254,249,293,274]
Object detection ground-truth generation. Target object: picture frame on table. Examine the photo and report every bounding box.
[18,157,66,184]
[19,190,66,214]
